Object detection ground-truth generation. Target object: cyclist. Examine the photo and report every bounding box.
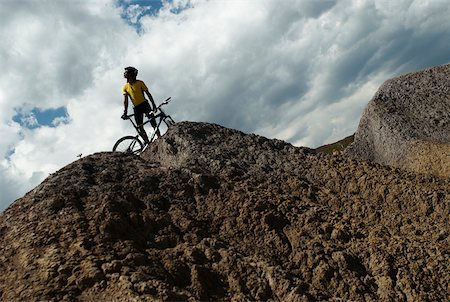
[121,66,161,144]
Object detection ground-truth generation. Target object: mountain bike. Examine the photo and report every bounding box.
[113,97,175,154]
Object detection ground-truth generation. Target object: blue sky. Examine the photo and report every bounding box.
[117,0,164,30]
[117,0,192,31]
[1,0,450,210]
[13,107,69,129]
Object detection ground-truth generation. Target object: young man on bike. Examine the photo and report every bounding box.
[121,66,161,144]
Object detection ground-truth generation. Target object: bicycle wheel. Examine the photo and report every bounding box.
[162,114,175,127]
[113,136,144,154]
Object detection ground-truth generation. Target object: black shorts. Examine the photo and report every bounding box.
[134,101,156,127]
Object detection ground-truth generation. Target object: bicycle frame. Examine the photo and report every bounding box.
[122,97,175,145]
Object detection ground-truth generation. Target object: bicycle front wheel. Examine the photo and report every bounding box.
[164,115,175,127]
[113,136,144,154]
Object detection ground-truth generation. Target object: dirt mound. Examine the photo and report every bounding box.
[0,122,449,301]
[345,64,450,177]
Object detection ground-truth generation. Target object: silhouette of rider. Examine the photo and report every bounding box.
[121,66,161,144]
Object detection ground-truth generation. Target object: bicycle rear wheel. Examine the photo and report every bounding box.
[113,136,144,154]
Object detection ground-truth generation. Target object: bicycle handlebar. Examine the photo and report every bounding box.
[122,97,172,120]
[157,97,171,109]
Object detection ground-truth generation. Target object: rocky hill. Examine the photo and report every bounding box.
[346,64,450,177]
[0,122,448,301]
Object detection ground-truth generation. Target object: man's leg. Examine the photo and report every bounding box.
[138,125,150,144]
[135,110,150,144]
[149,116,161,138]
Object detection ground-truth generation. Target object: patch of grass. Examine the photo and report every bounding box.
[315,134,355,154]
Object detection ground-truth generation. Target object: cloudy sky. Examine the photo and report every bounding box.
[1,0,450,210]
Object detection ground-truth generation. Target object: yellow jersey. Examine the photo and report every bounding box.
[122,80,149,106]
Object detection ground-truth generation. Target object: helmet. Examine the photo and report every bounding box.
[124,66,138,78]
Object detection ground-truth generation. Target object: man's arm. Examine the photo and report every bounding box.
[122,95,129,118]
[145,90,157,111]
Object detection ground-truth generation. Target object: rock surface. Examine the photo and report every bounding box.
[345,64,450,177]
[0,122,449,301]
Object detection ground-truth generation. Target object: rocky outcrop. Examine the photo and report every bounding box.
[1,122,449,301]
[345,64,450,177]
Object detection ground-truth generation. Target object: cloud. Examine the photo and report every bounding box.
[1,1,134,108]
[0,0,133,209]
[1,0,450,210]
[134,0,450,139]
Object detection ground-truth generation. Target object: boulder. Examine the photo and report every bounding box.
[1,122,449,301]
[346,64,450,177]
